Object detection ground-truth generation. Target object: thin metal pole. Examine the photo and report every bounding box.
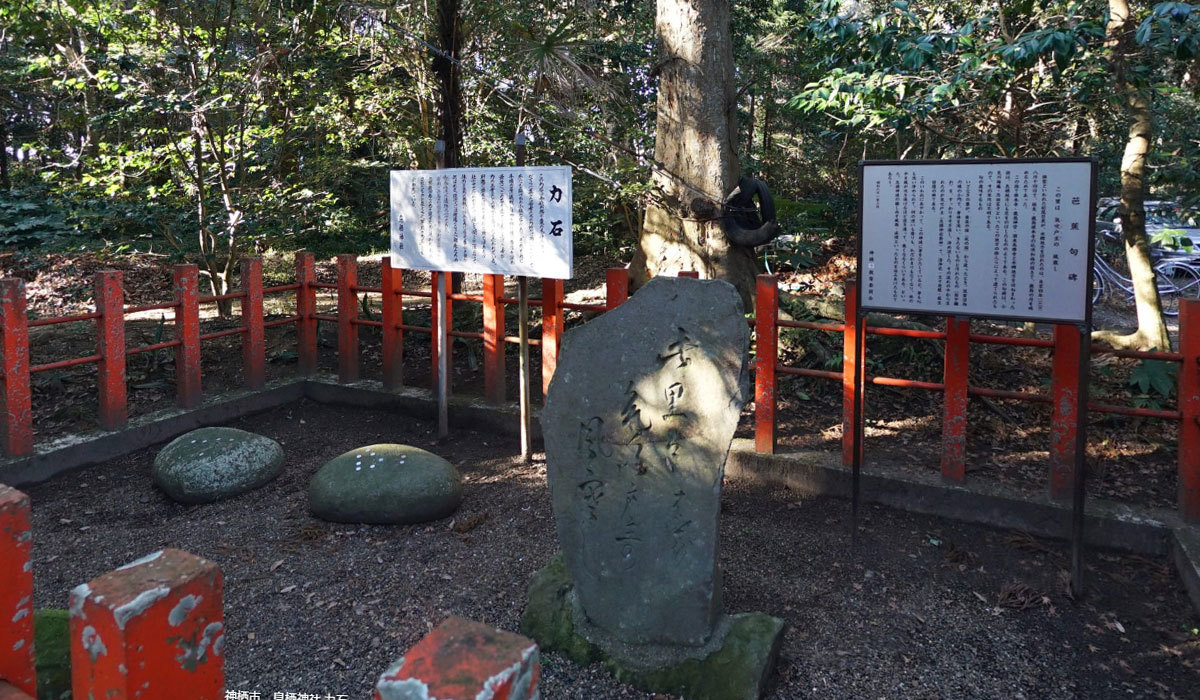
[1070,323,1091,596]
[851,278,864,547]
[515,133,532,462]
[435,140,449,439]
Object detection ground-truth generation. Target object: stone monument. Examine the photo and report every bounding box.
[523,276,784,700]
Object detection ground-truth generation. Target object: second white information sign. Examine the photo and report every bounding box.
[859,158,1095,323]
[390,166,573,278]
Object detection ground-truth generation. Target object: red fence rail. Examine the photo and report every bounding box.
[0,253,627,461]
[752,274,1200,523]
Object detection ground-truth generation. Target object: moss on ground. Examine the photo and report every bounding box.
[35,608,71,700]
[521,554,785,700]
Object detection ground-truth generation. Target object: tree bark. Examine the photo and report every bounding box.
[631,0,758,306]
[1095,0,1171,350]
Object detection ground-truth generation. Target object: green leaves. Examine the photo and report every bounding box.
[1129,358,1177,400]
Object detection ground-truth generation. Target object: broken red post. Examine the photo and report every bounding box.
[1049,323,1082,500]
[1179,299,1200,520]
[605,268,629,310]
[94,270,127,430]
[941,316,970,482]
[755,274,778,454]
[374,616,539,700]
[336,254,359,383]
[70,548,224,699]
[542,278,564,396]
[381,257,404,391]
[240,258,265,390]
[295,252,317,375]
[0,279,32,457]
[842,282,860,467]
[430,271,453,394]
[173,265,202,408]
[0,485,35,696]
[483,273,506,404]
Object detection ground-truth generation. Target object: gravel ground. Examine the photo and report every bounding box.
[24,399,1200,698]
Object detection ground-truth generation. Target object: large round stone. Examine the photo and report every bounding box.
[153,427,284,504]
[308,444,463,525]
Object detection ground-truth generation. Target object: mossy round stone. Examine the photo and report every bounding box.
[153,427,284,504]
[308,444,463,524]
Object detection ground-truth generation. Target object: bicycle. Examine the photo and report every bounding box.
[1092,244,1200,316]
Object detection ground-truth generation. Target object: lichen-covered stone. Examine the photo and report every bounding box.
[521,554,784,700]
[152,427,283,504]
[308,444,463,525]
[541,276,750,648]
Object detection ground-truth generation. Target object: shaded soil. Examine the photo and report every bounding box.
[24,400,1200,698]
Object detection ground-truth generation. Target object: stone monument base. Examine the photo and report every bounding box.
[521,555,785,700]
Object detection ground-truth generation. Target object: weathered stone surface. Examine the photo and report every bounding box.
[541,276,750,648]
[152,427,283,504]
[308,444,462,525]
[521,554,783,700]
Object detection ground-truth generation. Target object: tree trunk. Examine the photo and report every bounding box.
[0,121,9,191]
[631,0,758,307]
[435,0,462,170]
[1095,0,1171,351]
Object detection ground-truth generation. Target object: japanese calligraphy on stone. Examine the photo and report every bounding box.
[860,160,1093,322]
[390,166,572,278]
[542,277,750,648]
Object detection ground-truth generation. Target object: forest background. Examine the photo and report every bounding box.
[1,0,1199,324]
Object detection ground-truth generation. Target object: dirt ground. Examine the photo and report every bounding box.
[24,400,1200,698]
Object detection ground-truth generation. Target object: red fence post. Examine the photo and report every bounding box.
[94,270,126,430]
[240,257,265,390]
[755,274,778,454]
[0,485,35,696]
[1179,299,1200,520]
[69,548,224,699]
[483,274,506,404]
[605,268,629,310]
[172,265,202,409]
[295,252,317,375]
[941,316,970,482]
[381,257,404,391]
[842,283,860,467]
[336,255,359,383]
[430,271,453,394]
[1049,323,1082,500]
[542,278,564,396]
[0,279,32,457]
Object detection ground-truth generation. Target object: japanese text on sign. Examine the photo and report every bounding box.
[860,160,1094,323]
[390,166,572,278]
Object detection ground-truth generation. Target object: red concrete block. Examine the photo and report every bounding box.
[941,316,970,482]
[381,257,405,391]
[70,548,224,699]
[605,268,629,311]
[0,485,35,695]
[482,274,506,405]
[1179,298,1200,521]
[0,682,35,700]
[374,616,539,700]
[295,252,318,375]
[1049,324,1083,500]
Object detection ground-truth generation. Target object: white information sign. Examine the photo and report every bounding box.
[860,159,1095,323]
[390,166,572,278]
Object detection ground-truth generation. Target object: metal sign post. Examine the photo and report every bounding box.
[434,141,450,439]
[855,157,1097,593]
[515,133,533,463]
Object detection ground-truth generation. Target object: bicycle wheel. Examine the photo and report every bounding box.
[1155,261,1200,316]
[1091,263,1105,304]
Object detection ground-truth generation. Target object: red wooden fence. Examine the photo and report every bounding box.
[2,261,1197,522]
[0,253,626,457]
[752,274,1200,522]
